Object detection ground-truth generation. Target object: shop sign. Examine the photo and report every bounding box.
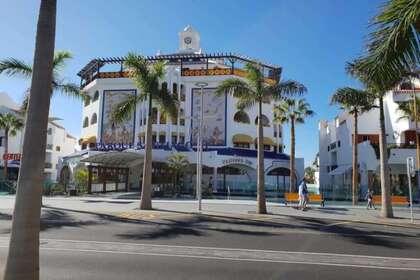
[222,158,253,167]
[2,153,21,161]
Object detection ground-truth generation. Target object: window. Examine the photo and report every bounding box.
[162,82,168,92]
[179,135,185,144]
[255,115,270,127]
[160,113,167,124]
[56,146,61,152]
[152,135,157,144]
[0,137,2,147]
[81,143,87,150]
[234,111,250,124]
[180,84,186,101]
[90,113,97,125]
[47,128,52,135]
[337,141,341,147]
[180,118,185,126]
[83,117,89,128]
[84,97,90,107]
[47,144,53,150]
[151,108,158,124]
[172,135,177,144]
[264,145,271,151]
[172,83,178,95]
[159,134,166,143]
[92,90,99,102]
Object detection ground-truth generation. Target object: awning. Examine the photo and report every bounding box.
[329,165,352,176]
[254,137,275,146]
[232,134,253,144]
[78,135,96,145]
[81,151,143,167]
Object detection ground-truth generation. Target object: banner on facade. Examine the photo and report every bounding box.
[101,90,136,145]
[191,88,226,146]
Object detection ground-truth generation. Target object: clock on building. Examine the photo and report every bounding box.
[184,37,192,44]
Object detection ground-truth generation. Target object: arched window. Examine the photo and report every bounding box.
[92,90,99,102]
[84,97,90,107]
[255,115,270,127]
[180,84,186,101]
[234,111,250,124]
[172,83,178,95]
[83,117,89,128]
[151,108,158,124]
[162,82,168,92]
[90,113,97,125]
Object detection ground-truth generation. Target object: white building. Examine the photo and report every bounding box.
[0,92,77,182]
[60,26,304,196]
[318,80,420,200]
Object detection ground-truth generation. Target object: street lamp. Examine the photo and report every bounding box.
[195,82,208,211]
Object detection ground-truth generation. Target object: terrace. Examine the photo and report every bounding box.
[77,52,282,89]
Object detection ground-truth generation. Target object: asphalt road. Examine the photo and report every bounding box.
[1,205,420,279]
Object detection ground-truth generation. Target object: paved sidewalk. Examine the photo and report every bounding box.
[1,195,419,227]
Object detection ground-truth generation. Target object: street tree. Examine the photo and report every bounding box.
[167,153,190,196]
[112,53,178,210]
[215,63,306,214]
[330,87,375,205]
[274,98,314,192]
[3,1,57,279]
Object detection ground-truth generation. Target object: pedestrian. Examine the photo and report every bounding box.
[365,189,376,210]
[298,178,309,210]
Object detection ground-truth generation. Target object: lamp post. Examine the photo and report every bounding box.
[195,82,208,211]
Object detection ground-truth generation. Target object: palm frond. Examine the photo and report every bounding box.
[269,80,307,100]
[154,88,179,122]
[0,58,32,77]
[54,82,83,99]
[0,113,24,136]
[53,51,73,70]
[111,93,141,123]
[330,87,376,113]
[214,78,253,97]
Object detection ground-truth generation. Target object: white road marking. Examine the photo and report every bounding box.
[1,238,419,271]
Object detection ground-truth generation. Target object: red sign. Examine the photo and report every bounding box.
[2,153,21,161]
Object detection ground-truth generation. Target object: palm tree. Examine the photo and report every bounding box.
[347,62,394,218]
[350,0,420,89]
[330,87,375,205]
[3,1,57,279]
[112,53,178,210]
[0,113,23,180]
[0,51,82,112]
[345,0,419,218]
[274,98,314,192]
[215,63,307,213]
[167,153,190,196]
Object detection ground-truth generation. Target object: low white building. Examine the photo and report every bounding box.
[318,80,420,200]
[59,26,305,196]
[0,92,77,182]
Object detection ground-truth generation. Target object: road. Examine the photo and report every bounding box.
[1,200,420,279]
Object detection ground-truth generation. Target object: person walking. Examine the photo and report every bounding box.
[298,178,309,210]
[365,189,376,210]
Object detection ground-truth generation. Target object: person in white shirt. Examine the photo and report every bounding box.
[298,179,308,210]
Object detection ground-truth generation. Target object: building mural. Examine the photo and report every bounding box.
[101,90,136,144]
[191,88,226,146]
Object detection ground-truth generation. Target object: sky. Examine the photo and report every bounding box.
[0,0,384,166]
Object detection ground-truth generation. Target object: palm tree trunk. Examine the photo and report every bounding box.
[290,117,296,192]
[3,130,8,180]
[378,97,393,218]
[413,96,420,198]
[352,111,358,205]
[3,1,56,279]
[257,101,267,214]
[140,95,153,210]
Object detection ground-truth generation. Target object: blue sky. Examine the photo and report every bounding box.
[0,0,383,166]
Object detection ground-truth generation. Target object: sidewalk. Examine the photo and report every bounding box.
[0,195,419,228]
